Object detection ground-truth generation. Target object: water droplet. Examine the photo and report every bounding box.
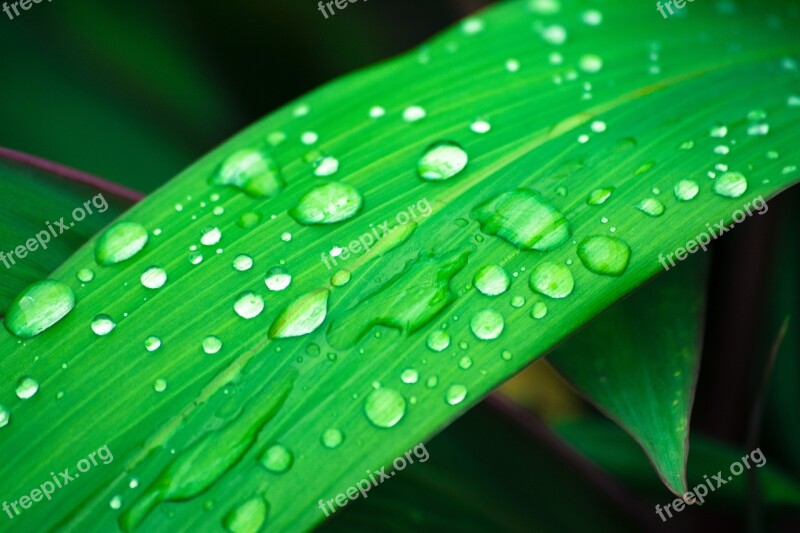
[474,189,570,251]
[510,295,526,308]
[76,268,95,283]
[154,379,167,393]
[260,445,293,473]
[321,428,344,449]
[95,222,148,265]
[141,267,167,289]
[418,141,469,181]
[470,119,491,134]
[462,17,484,34]
[458,356,473,370]
[201,227,222,246]
[280,232,292,242]
[674,180,699,201]
[369,106,386,118]
[473,265,510,296]
[0,405,10,429]
[542,25,567,45]
[446,384,467,406]
[401,369,419,384]
[110,495,123,510]
[313,156,340,177]
[301,132,319,145]
[531,302,548,319]
[426,376,439,388]
[713,172,748,198]
[364,388,406,428]
[586,187,614,206]
[530,262,574,299]
[145,336,162,352]
[91,314,116,336]
[234,292,265,319]
[470,309,504,340]
[269,289,329,338]
[223,496,268,533]
[331,270,351,287]
[233,255,254,272]
[636,198,665,217]
[505,58,521,72]
[579,54,603,73]
[265,267,292,291]
[189,252,204,265]
[590,120,607,133]
[212,148,284,198]
[16,376,39,399]
[710,124,728,138]
[427,330,451,352]
[4,280,75,338]
[238,212,262,229]
[577,236,631,276]
[582,9,603,25]
[290,182,363,225]
[403,106,426,122]
[203,336,223,355]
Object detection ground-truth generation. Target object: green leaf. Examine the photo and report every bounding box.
[548,258,707,496]
[1,0,799,531]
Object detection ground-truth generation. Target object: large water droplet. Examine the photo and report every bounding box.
[290,182,363,225]
[4,280,75,338]
[260,444,293,473]
[446,384,467,406]
[16,376,39,399]
[470,309,505,340]
[141,267,167,289]
[418,142,469,181]
[95,222,148,265]
[269,289,329,338]
[234,292,265,319]
[223,495,268,533]
[474,189,570,251]
[529,262,574,298]
[212,148,284,198]
[91,314,117,336]
[713,172,748,198]
[577,236,632,276]
[265,267,292,292]
[473,265,510,296]
[364,388,406,428]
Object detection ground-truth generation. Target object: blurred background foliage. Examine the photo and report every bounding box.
[1,0,799,531]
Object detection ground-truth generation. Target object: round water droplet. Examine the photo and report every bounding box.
[203,335,223,355]
[713,172,748,198]
[458,356,473,369]
[223,496,268,533]
[531,301,548,319]
[321,428,344,449]
[95,222,148,265]
[636,198,665,217]
[313,156,340,177]
[510,295,526,308]
[233,255,254,272]
[201,227,222,246]
[674,180,699,201]
[145,336,162,352]
[501,350,513,361]
[331,270,351,287]
[364,388,406,428]
[426,376,439,388]
[76,269,95,283]
[290,182,363,225]
[418,141,469,181]
[446,384,467,406]
[470,309,504,340]
[260,445,293,473]
[473,265,510,296]
[587,187,614,206]
[401,369,419,384]
[15,376,38,399]
[577,236,632,277]
[212,148,283,198]
[265,267,292,291]
[91,314,116,336]
[529,262,574,299]
[238,212,262,229]
[0,405,10,429]
[234,292,265,319]
[153,379,167,393]
[4,280,75,339]
[426,330,451,352]
[140,267,167,289]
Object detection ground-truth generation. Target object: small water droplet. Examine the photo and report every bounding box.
[586,187,614,206]
[223,495,268,533]
[418,141,469,181]
[331,270,352,287]
[260,444,293,473]
[141,267,167,289]
[110,495,123,510]
[401,369,419,384]
[364,388,406,428]
[238,212,262,229]
[403,106,427,123]
[713,172,748,198]
[16,376,39,399]
[579,54,603,73]
[269,289,329,338]
[530,262,574,299]
[201,227,222,246]
[0,405,10,428]
[426,330,451,352]
[76,268,95,283]
[96,222,148,265]
[189,252,204,265]
[233,255,254,272]
[153,379,167,393]
[674,180,699,201]
[313,156,340,177]
[91,314,117,336]
[473,265,510,296]
[470,309,504,340]
[542,25,567,45]
[321,428,344,449]
[531,301,548,319]
[446,384,467,406]
[203,336,222,355]
[710,124,728,138]
[234,292,265,319]
[636,198,665,217]
[145,336,162,352]
[369,106,386,118]
[510,295,526,308]
[265,267,292,291]
[458,356,473,370]
[470,119,491,134]
[577,236,631,276]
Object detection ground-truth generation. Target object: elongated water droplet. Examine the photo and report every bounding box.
[96,222,148,265]
[234,292,265,319]
[577,236,631,276]
[418,142,468,181]
[91,314,116,336]
[212,148,284,198]
[470,309,505,340]
[16,377,39,399]
[586,187,614,206]
[474,189,570,251]
[713,172,748,198]
[321,428,344,449]
[260,445,293,473]
[141,267,167,289]
[269,289,329,338]
[4,280,75,338]
[364,388,406,428]
[290,182,363,225]
[265,267,292,291]
[531,301,548,319]
[636,198,665,217]
[530,262,574,299]
[473,265,510,296]
[0,405,9,429]
[331,270,351,287]
[446,384,467,406]
[426,330,451,352]
[674,180,699,201]
[223,495,268,533]
[203,335,223,355]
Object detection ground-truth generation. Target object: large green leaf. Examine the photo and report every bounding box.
[1,0,799,531]
[548,258,707,496]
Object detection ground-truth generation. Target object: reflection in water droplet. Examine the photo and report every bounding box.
[233,255,254,272]
[364,388,406,428]
[0,405,10,429]
[470,309,505,340]
[16,377,39,399]
[265,267,292,291]
[96,222,148,265]
[4,280,76,338]
[91,314,117,336]
[577,236,632,276]
[212,148,284,198]
[473,265,510,296]
[530,262,574,299]
[418,142,469,181]
[234,293,265,319]
[290,182,363,225]
[713,172,748,198]
[201,227,222,246]
[313,156,340,177]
